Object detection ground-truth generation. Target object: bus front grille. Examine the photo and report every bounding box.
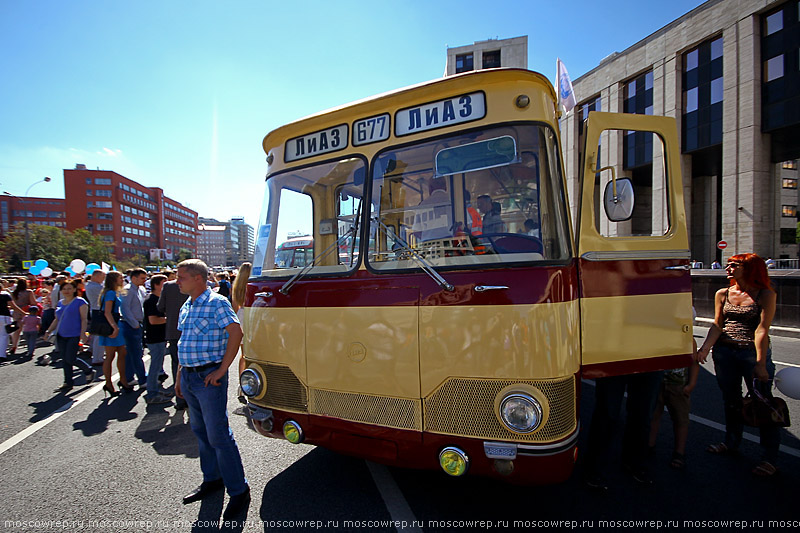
[309,389,423,431]
[260,363,308,413]
[423,377,576,443]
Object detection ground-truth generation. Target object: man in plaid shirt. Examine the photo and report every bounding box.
[174,259,249,521]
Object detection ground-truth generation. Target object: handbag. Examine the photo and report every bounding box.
[742,379,791,428]
[88,309,114,336]
[5,321,19,334]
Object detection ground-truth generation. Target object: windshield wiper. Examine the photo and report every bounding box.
[372,217,454,292]
[279,225,356,295]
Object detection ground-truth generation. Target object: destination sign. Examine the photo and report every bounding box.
[285,124,348,163]
[353,113,390,146]
[395,92,485,136]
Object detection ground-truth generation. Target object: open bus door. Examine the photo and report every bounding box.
[576,112,694,378]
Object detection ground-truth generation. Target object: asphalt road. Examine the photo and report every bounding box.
[0,329,798,532]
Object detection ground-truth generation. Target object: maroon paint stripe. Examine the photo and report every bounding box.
[581,353,694,379]
[246,265,579,308]
[579,259,691,298]
[255,408,576,484]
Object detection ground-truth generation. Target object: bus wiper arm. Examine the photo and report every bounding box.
[373,217,454,292]
[279,226,356,296]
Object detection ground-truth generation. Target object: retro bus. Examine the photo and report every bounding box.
[240,69,693,484]
[275,236,314,269]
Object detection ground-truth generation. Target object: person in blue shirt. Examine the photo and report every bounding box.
[174,259,249,521]
[44,279,94,392]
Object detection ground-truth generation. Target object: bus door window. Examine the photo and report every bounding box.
[254,157,366,277]
[593,130,669,238]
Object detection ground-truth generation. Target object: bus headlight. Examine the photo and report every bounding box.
[283,420,304,444]
[499,393,543,433]
[439,447,469,476]
[240,369,262,397]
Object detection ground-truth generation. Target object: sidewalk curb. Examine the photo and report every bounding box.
[695,317,800,339]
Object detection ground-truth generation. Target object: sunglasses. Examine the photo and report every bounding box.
[725,262,741,268]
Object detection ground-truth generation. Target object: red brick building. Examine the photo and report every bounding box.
[64,165,197,260]
[0,196,66,237]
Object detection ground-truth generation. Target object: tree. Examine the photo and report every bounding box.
[176,248,193,262]
[68,228,111,265]
[1,223,70,272]
[0,223,111,273]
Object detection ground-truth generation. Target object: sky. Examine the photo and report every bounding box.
[0,0,708,236]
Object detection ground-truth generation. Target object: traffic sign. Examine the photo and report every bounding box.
[22,260,33,270]
[717,240,727,250]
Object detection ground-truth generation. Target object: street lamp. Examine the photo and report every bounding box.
[3,176,52,262]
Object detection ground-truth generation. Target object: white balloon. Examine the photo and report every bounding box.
[40,267,53,277]
[70,259,86,273]
[775,367,800,400]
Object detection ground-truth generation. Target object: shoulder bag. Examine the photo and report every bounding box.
[742,379,791,427]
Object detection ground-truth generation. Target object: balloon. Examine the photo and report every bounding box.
[29,265,42,275]
[85,263,100,275]
[65,266,75,276]
[775,367,800,400]
[70,259,86,273]
[40,267,53,277]
[35,259,48,269]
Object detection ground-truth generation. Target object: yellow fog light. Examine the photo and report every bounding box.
[439,447,469,477]
[283,420,304,444]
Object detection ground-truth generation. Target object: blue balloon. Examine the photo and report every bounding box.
[29,265,42,275]
[35,259,48,269]
[65,266,75,275]
[85,263,100,274]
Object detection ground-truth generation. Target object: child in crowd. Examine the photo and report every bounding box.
[22,305,42,359]
[648,308,700,469]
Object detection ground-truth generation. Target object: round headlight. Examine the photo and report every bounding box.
[239,369,262,397]
[283,420,304,444]
[499,393,543,433]
[439,447,469,476]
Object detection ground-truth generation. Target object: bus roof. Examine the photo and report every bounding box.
[262,68,557,163]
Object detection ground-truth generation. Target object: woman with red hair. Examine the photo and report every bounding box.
[696,253,779,476]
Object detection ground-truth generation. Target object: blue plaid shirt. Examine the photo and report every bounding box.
[177,288,239,367]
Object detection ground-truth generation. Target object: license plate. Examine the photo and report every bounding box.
[483,442,517,460]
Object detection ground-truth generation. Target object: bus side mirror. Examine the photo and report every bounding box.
[602,175,635,222]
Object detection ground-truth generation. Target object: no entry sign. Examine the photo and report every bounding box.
[717,240,728,250]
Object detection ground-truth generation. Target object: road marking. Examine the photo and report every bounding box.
[0,379,110,456]
[0,354,152,457]
[582,378,800,458]
[366,461,423,533]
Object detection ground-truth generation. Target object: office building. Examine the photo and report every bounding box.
[231,216,255,265]
[560,0,800,264]
[0,196,66,238]
[445,36,527,76]
[197,217,254,267]
[63,165,198,260]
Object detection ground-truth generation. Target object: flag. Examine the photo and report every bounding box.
[557,58,576,113]
[101,261,110,272]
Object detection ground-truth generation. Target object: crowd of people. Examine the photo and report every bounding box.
[0,259,252,519]
[0,252,785,512]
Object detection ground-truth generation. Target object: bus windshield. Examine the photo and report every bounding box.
[368,124,571,270]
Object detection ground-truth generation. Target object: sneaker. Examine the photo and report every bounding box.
[41,355,51,366]
[145,393,173,405]
[85,370,96,383]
